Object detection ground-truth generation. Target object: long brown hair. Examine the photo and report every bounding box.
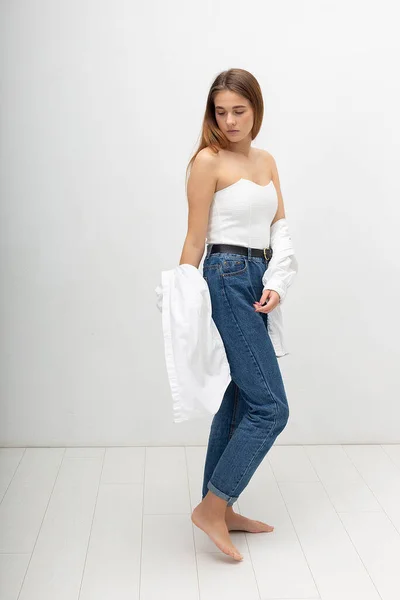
[185,68,264,189]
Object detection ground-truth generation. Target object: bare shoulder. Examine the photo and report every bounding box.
[187,147,219,200]
[254,148,286,223]
[194,146,220,167]
[257,148,271,158]
[255,147,275,166]
[256,148,279,181]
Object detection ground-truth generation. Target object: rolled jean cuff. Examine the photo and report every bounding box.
[207,480,238,506]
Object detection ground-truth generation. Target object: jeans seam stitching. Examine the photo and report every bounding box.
[229,383,239,439]
[219,276,279,497]
[221,261,248,277]
[230,434,276,499]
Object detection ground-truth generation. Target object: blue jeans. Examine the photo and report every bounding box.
[201,244,290,507]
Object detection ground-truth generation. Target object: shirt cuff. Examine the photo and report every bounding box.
[262,283,287,303]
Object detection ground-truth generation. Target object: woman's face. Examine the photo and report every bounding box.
[214,90,254,141]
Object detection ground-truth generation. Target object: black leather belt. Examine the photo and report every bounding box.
[208,243,273,260]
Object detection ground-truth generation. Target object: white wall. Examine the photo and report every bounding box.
[1,0,399,446]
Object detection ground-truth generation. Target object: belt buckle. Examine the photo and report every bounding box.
[263,247,269,260]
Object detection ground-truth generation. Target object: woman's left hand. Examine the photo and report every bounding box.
[253,289,280,313]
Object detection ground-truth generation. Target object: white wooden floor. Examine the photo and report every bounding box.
[1,444,400,600]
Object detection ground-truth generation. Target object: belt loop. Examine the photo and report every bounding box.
[206,243,213,258]
[248,245,252,259]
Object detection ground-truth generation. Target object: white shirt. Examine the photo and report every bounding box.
[155,265,231,423]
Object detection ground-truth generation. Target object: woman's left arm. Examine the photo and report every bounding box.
[254,154,299,313]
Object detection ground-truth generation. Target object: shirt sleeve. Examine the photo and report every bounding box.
[261,217,299,304]
[262,254,298,304]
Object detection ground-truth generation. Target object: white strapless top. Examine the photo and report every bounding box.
[205,178,278,249]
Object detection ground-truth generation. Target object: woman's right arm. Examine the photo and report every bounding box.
[179,148,218,268]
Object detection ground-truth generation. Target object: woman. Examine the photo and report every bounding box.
[180,68,296,561]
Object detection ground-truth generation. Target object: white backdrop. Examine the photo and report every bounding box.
[1,0,399,446]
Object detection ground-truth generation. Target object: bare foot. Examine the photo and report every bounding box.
[225,507,274,533]
[191,502,243,561]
